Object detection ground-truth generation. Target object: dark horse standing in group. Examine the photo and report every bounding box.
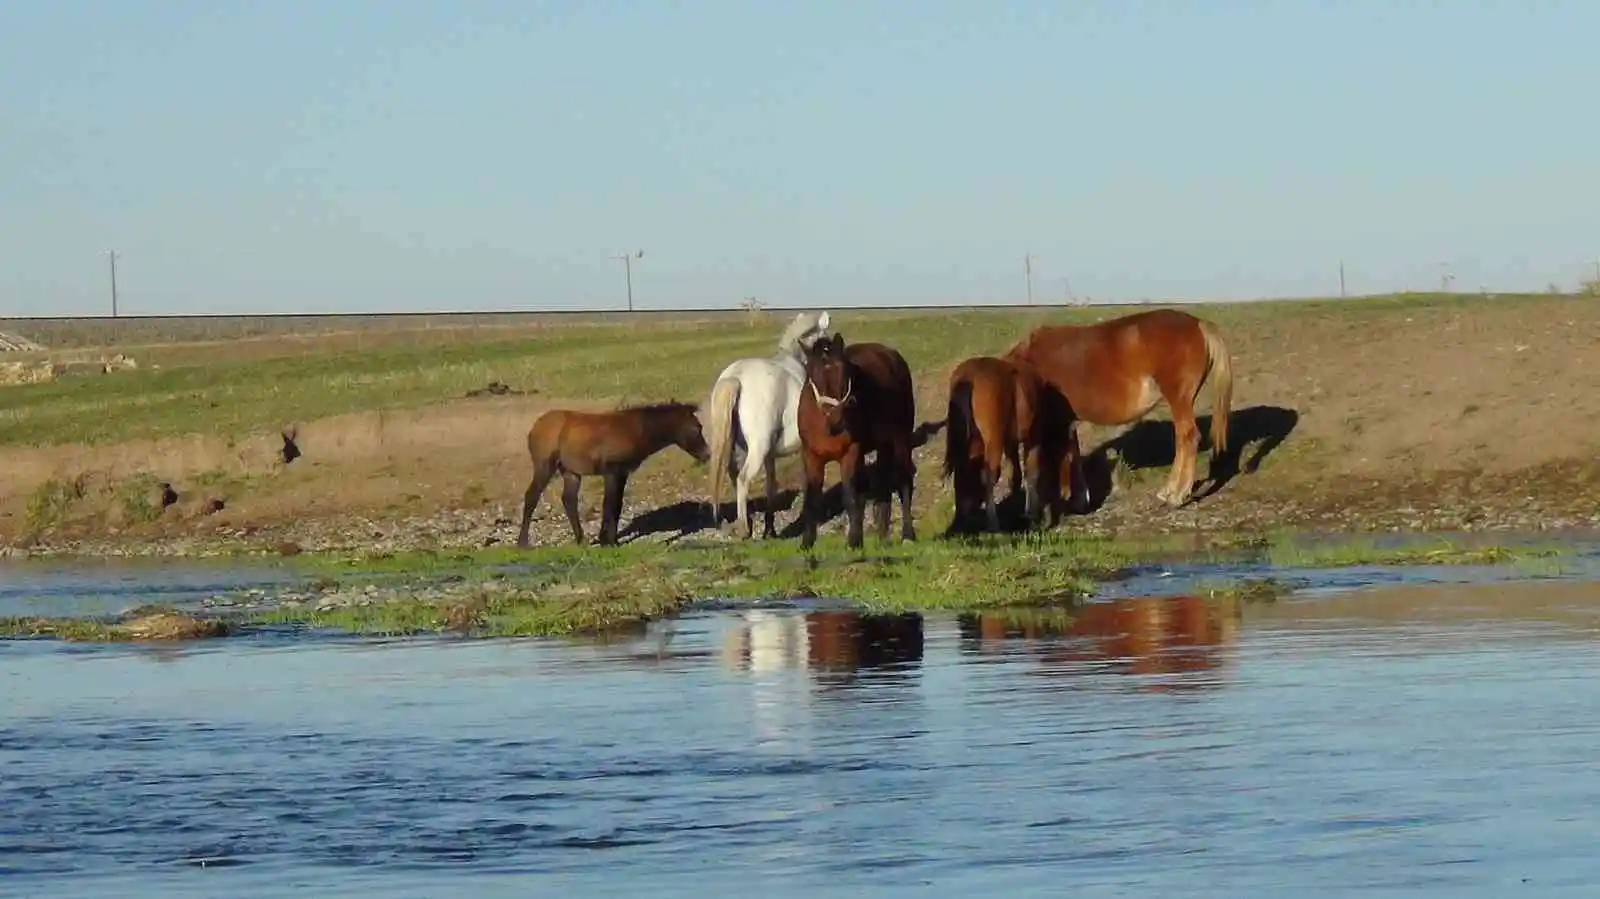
[1004,308,1234,508]
[795,333,919,551]
[515,401,710,548]
[942,354,1085,533]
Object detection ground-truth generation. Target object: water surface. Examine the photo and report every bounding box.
[5,577,1600,896]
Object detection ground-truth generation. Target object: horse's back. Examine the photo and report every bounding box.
[847,342,915,427]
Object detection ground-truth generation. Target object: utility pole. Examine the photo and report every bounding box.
[1023,253,1036,306]
[1338,259,1346,298]
[609,250,643,313]
[105,249,119,318]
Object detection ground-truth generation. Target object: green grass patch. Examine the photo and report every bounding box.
[1263,536,1567,568]
[258,531,1179,638]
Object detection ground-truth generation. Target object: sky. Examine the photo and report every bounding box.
[2,0,1598,317]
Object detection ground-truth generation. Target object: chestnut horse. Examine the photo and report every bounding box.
[796,333,918,550]
[515,401,710,548]
[1004,308,1234,507]
[941,355,1076,533]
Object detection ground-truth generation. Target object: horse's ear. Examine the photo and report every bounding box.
[831,331,845,350]
[816,311,831,331]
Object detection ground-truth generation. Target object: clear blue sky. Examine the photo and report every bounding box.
[3,0,1597,317]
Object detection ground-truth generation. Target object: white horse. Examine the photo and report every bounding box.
[703,310,832,538]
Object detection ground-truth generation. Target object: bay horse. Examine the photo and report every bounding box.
[1004,308,1234,508]
[515,401,710,548]
[941,354,1084,533]
[703,310,833,539]
[796,332,918,551]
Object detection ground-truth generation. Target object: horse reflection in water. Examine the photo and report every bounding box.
[721,609,925,682]
[720,609,925,750]
[958,593,1240,691]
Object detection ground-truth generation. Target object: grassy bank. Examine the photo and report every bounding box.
[4,290,1597,580]
[4,529,1577,643]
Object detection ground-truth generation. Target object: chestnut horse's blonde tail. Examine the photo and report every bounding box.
[705,376,741,519]
[1198,319,1234,455]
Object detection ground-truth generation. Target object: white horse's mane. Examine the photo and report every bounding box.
[775,310,831,356]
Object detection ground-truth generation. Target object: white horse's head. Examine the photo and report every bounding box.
[777,310,832,356]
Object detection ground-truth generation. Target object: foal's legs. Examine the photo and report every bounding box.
[517,461,557,549]
[560,472,586,544]
[598,470,629,546]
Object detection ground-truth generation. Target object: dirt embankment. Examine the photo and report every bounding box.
[2,298,1597,556]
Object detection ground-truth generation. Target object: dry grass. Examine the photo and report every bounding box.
[2,292,1597,548]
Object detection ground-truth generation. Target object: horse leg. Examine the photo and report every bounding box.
[516,461,556,549]
[1020,440,1044,528]
[737,434,771,540]
[1160,392,1201,507]
[1065,424,1090,515]
[560,472,586,544]
[598,470,628,546]
[982,438,1005,533]
[841,446,866,550]
[799,451,826,552]
[761,452,780,540]
[869,451,892,543]
[896,440,917,542]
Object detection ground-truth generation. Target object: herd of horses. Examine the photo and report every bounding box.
[514,307,1235,550]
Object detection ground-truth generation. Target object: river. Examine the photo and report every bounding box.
[4,570,1600,896]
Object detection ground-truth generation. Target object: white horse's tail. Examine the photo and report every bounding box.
[706,376,742,521]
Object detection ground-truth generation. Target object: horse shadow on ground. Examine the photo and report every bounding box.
[1075,404,1300,514]
[619,418,949,543]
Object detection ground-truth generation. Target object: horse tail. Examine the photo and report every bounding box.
[705,375,741,516]
[942,377,975,481]
[1198,319,1234,455]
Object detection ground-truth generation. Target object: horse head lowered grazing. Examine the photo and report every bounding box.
[941,353,1084,533]
[702,310,833,539]
[1003,307,1234,508]
[515,400,710,548]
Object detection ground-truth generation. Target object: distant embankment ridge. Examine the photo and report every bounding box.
[0,301,1152,349]
[0,292,1558,349]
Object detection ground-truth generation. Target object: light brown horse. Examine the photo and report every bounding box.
[1004,308,1234,507]
[796,333,918,551]
[515,401,710,548]
[942,355,1056,532]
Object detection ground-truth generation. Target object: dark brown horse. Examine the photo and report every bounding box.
[796,333,918,550]
[515,401,710,548]
[1004,308,1234,508]
[942,355,1054,532]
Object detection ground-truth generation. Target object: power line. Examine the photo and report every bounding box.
[105,249,119,318]
[608,250,644,313]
